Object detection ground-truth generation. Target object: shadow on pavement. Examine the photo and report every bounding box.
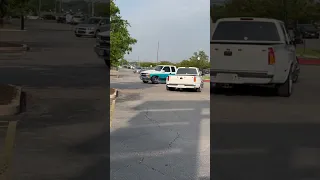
[211,124,320,180]
[0,64,109,88]
[106,100,209,179]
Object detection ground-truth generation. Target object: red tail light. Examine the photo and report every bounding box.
[167,76,170,81]
[268,47,275,65]
[194,76,196,82]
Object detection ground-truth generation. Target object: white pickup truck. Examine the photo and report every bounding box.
[211,17,300,97]
[166,67,203,92]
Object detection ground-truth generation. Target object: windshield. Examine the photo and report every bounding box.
[212,21,280,41]
[85,18,101,24]
[176,68,198,75]
[154,66,163,71]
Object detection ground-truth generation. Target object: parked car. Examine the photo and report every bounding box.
[56,15,66,23]
[94,31,110,66]
[211,17,300,97]
[74,17,109,38]
[140,65,177,84]
[71,15,85,25]
[298,24,319,39]
[133,67,142,73]
[41,14,56,20]
[166,67,203,92]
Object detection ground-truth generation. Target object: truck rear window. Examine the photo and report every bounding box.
[176,68,198,75]
[212,21,280,41]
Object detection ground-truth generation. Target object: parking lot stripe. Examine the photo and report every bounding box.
[140,108,194,112]
[122,122,190,129]
[201,108,210,116]
[110,148,182,161]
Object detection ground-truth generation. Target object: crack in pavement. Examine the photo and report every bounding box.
[168,132,180,148]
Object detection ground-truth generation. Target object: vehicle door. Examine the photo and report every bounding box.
[280,23,295,69]
[159,66,171,80]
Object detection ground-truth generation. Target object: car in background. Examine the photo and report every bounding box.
[71,15,85,25]
[56,14,66,23]
[298,24,319,39]
[41,14,56,20]
[74,17,109,37]
[133,67,142,73]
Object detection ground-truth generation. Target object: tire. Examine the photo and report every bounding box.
[212,83,224,94]
[143,80,148,83]
[196,87,202,92]
[75,34,81,37]
[151,76,159,84]
[277,71,293,97]
[166,86,174,91]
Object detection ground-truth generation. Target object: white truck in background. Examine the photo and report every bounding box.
[166,67,203,92]
[211,17,300,97]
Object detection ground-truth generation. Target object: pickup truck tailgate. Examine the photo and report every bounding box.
[211,44,275,74]
[168,75,196,85]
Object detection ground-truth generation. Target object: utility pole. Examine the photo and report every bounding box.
[156,41,159,64]
[91,1,94,17]
[283,0,288,28]
[38,0,41,16]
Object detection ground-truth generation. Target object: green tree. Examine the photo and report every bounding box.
[110,0,137,67]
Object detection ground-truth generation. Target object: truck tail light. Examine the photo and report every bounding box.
[194,76,196,82]
[167,76,170,81]
[268,47,275,65]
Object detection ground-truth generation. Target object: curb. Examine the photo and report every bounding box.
[298,58,320,65]
[110,88,118,128]
[0,85,21,116]
[203,79,210,82]
[0,44,29,53]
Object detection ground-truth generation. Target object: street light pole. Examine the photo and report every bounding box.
[156,41,159,64]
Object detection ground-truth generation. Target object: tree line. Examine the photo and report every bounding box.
[211,0,320,25]
[119,50,211,69]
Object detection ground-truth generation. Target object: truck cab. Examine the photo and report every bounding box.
[140,65,177,84]
[94,31,110,67]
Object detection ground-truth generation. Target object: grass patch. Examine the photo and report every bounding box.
[202,75,210,80]
[296,48,320,58]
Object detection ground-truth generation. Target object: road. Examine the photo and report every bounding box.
[211,65,320,180]
[0,20,109,179]
[110,69,210,180]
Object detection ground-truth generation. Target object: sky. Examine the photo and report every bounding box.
[115,0,210,62]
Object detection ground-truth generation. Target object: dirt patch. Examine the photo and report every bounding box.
[0,42,23,48]
[0,84,17,105]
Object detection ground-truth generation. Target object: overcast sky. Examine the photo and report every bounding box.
[116,0,210,62]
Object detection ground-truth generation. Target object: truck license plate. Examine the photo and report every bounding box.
[216,73,238,81]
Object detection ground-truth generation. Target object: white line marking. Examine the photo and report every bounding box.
[140,108,194,112]
[201,108,210,116]
[124,122,190,129]
[110,148,182,161]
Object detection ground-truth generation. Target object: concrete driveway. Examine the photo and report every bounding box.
[110,70,210,179]
[211,65,320,180]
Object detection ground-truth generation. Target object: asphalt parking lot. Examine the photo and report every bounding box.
[211,65,320,180]
[110,69,210,180]
[0,20,108,180]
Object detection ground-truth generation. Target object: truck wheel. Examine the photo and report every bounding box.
[151,76,159,84]
[143,80,148,83]
[166,86,174,91]
[75,34,81,37]
[212,83,223,94]
[277,71,293,97]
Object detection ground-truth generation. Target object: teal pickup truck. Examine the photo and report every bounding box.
[140,65,177,84]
